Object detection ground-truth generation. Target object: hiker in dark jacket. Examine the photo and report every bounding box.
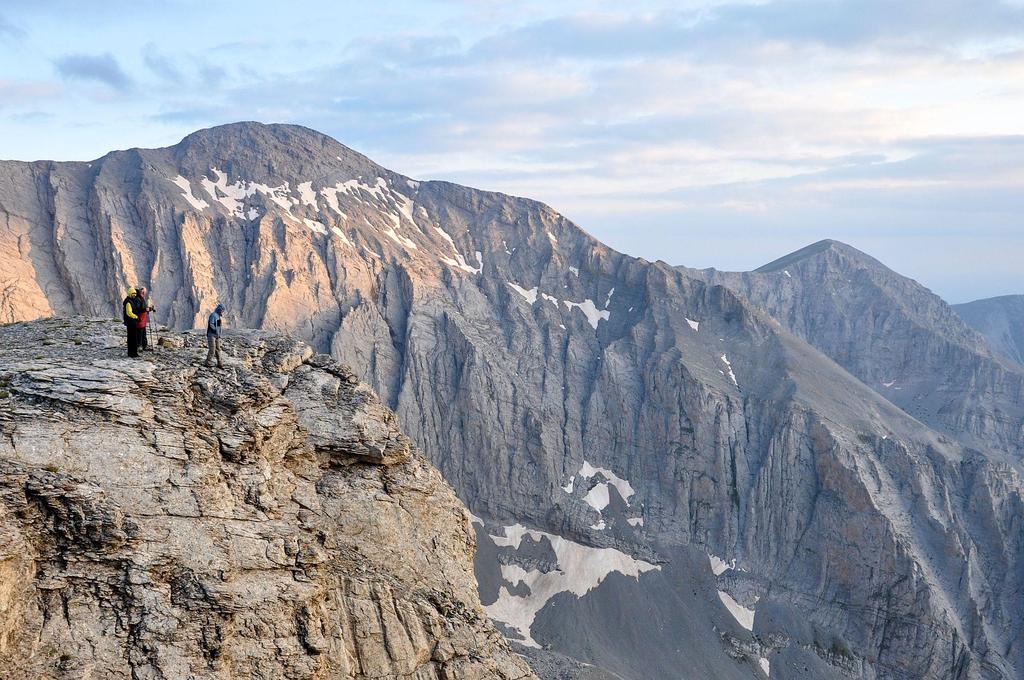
[137,287,155,351]
[205,303,225,368]
[122,287,142,358]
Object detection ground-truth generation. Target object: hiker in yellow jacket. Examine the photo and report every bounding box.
[121,287,143,358]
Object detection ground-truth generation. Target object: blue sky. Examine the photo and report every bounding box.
[1,0,1022,303]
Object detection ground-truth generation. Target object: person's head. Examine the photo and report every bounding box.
[126,286,136,297]
[139,287,147,297]
[215,303,225,315]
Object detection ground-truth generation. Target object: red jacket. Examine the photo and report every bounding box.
[138,298,150,328]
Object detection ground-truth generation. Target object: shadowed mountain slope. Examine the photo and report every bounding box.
[955,294,1024,367]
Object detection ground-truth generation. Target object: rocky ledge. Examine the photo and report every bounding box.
[0,317,536,680]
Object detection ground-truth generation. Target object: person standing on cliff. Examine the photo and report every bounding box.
[137,287,155,352]
[122,287,142,358]
[205,303,225,368]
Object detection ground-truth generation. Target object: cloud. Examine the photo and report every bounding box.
[7,1,1023,300]
[0,80,62,110]
[143,44,182,83]
[0,13,24,39]
[53,52,133,92]
[468,1,1024,62]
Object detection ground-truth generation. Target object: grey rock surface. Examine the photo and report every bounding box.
[954,294,1024,366]
[698,239,1024,461]
[1,123,1022,679]
[0,317,536,680]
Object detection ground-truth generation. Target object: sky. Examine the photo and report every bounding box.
[1,0,1022,303]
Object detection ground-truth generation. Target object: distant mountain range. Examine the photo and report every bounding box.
[1,122,1021,680]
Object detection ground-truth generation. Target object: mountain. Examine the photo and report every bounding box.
[1,122,1022,679]
[0,317,535,679]
[954,295,1024,366]
[698,239,1024,461]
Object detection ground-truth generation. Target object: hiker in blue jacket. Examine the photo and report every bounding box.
[205,303,225,368]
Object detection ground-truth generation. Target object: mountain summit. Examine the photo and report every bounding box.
[1,123,1022,679]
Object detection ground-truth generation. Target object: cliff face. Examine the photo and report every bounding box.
[698,240,1024,460]
[1,123,1022,679]
[955,294,1024,367]
[0,317,535,680]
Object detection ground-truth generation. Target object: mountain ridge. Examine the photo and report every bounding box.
[1,121,1022,679]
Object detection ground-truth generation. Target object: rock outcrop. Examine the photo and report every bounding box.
[1,123,1022,679]
[0,317,536,680]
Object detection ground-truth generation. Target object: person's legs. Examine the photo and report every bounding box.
[205,336,215,366]
[139,326,148,351]
[215,337,223,367]
[127,324,139,358]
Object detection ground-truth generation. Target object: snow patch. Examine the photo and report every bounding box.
[302,218,327,235]
[483,523,660,647]
[708,553,735,576]
[296,181,317,207]
[626,517,644,527]
[578,461,635,503]
[503,240,512,255]
[569,266,579,276]
[720,354,738,386]
[604,287,614,308]
[563,299,610,329]
[169,176,209,210]
[686,318,700,332]
[540,292,559,306]
[718,590,755,631]
[546,230,558,246]
[319,184,348,217]
[435,227,481,273]
[783,270,792,278]
[583,483,611,512]
[198,168,297,220]
[508,283,539,305]
[330,226,353,246]
[882,380,895,388]
[383,226,417,250]
[760,657,770,676]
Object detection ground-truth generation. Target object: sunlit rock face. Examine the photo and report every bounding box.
[1,122,1022,679]
[0,318,536,680]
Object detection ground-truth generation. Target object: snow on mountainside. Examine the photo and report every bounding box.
[1,123,1023,680]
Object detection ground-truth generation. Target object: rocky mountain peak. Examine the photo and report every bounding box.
[754,238,895,279]
[0,317,536,679]
[168,121,383,179]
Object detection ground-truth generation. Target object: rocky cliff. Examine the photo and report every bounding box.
[698,239,1024,460]
[955,294,1024,367]
[0,317,536,680]
[1,123,1022,679]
